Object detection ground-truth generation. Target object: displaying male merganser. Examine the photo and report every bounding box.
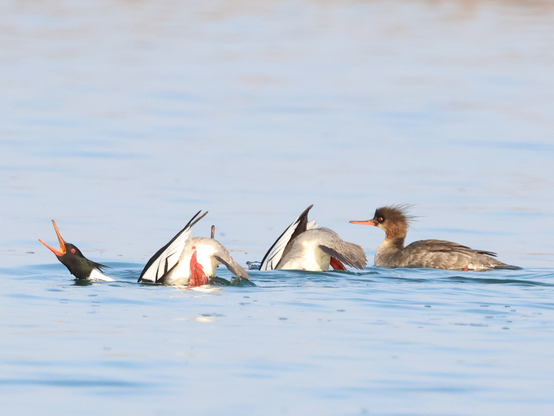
[350,205,519,271]
[260,205,367,271]
[39,220,115,281]
[138,211,250,286]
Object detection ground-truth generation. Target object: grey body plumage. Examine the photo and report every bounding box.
[351,205,519,271]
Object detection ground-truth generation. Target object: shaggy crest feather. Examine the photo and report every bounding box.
[374,204,417,228]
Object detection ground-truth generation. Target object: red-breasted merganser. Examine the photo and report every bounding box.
[138,211,249,286]
[260,205,367,271]
[349,205,520,271]
[39,220,115,281]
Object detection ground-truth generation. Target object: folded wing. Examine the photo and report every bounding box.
[319,243,367,270]
[214,247,250,280]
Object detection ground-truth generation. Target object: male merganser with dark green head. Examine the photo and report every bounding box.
[39,220,115,281]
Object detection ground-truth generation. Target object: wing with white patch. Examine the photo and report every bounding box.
[138,211,208,284]
[259,205,315,271]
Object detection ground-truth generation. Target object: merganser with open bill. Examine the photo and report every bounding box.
[260,205,367,271]
[349,204,520,271]
[138,211,250,286]
[39,220,115,281]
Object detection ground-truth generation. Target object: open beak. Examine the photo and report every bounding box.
[39,220,67,257]
[349,219,377,226]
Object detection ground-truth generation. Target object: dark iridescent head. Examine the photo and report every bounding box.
[39,220,107,280]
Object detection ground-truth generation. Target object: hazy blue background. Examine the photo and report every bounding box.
[1,2,554,415]
[1,0,553,269]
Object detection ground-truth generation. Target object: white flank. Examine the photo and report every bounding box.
[260,214,318,271]
[89,269,115,282]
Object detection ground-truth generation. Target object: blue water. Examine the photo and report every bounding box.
[2,264,554,415]
[2,0,554,414]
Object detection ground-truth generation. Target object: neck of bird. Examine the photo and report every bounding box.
[65,257,96,279]
[383,224,407,251]
[374,225,407,267]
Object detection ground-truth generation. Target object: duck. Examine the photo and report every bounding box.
[39,220,115,281]
[260,205,367,271]
[138,211,250,286]
[349,204,519,271]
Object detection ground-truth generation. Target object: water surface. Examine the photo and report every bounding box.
[1,0,554,414]
[2,264,554,415]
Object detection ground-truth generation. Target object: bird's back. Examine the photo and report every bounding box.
[381,239,517,271]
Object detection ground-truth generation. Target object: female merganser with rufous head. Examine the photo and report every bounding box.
[138,211,250,286]
[39,220,115,281]
[350,205,520,271]
[260,205,367,271]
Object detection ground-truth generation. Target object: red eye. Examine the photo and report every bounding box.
[378,217,384,223]
[71,248,76,254]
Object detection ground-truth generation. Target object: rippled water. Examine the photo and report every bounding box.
[1,0,554,414]
[2,264,554,415]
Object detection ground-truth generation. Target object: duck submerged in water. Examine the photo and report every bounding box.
[350,205,519,271]
[260,205,366,271]
[138,211,250,287]
[39,220,115,281]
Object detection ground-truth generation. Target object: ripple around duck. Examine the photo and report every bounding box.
[440,275,554,287]
[1,261,554,415]
[5,263,554,290]
[0,377,152,389]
